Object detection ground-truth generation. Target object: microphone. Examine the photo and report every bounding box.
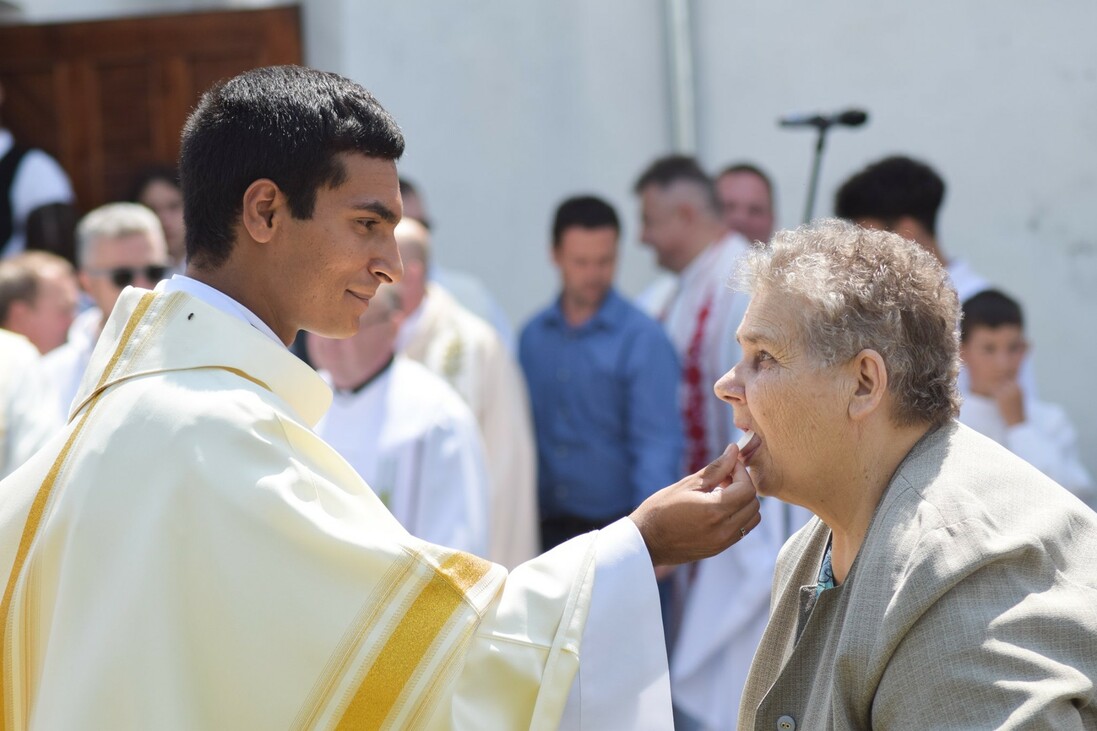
[779,109,868,129]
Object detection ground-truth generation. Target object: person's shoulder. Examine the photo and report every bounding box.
[41,339,80,375]
[882,421,1097,562]
[390,357,479,427]
[0,328,37,360]
[614,292,668,332]
[10,147,75,197]
[610,293,675,350]
[519,300,559,334]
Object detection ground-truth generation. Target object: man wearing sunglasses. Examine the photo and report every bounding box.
[42,202,169,419]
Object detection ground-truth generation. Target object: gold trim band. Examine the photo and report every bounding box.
[335,552,491,730]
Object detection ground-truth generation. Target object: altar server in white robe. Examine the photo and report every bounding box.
[0,65,763,730]
[393,218,538,568]
[309,285,491,557]
[633,155,808,730]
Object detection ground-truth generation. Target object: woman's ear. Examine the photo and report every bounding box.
[849,348,888,422]
[240,179,283,244]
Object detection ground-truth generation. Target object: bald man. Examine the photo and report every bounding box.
[392,217,539,568]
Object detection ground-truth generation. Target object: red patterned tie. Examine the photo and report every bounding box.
[682,290,714,473]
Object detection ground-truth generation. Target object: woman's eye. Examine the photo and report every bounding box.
[755,350,774,366]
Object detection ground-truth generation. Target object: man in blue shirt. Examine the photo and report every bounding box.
[520,195,684,551]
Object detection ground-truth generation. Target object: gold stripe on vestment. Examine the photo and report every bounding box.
[0,292,156,731]
[334,551,492,730]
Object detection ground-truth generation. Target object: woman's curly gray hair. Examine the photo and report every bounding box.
[738,218,960,427]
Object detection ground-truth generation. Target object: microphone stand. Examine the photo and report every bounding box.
[802,122,831,225]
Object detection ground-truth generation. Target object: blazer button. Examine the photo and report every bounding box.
[777,716,796,731]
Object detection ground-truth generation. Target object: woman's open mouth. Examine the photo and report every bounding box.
[737,430,762,464]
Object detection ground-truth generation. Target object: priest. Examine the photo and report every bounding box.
[0,65,761,730]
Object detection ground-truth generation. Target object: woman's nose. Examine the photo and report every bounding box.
[714,364,745,405]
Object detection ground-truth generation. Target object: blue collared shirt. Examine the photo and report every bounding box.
[519,288,683,521]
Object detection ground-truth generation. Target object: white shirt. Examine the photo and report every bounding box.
[316,356,492,557]
[0,328,61,478]
[638,232,752,467]
[160,274,282,344]
[946,257,991,303]
[41,306,102,420]
[959,392,1095,509]
[0,128,75,258]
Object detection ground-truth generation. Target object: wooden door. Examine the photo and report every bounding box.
[0,5,302,211]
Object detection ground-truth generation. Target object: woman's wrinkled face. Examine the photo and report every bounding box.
[715,290,851,505]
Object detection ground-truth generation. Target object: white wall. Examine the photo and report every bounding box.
[301,0,673,327]
[12,0,1097,475]
[693,0,1097,477]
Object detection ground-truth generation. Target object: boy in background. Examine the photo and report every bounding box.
[959,289,1094,507]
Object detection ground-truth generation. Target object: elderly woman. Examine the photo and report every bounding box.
[721,220,1097,729]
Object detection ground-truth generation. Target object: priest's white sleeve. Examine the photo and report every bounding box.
[559,518,672,730]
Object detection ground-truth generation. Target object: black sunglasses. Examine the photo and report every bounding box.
[87,265,170,288]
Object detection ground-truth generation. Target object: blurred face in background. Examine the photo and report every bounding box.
[79,232,169,320]
[716,170,774,244]
[137,179,186,265]
[960,325,1027,397]
[553,225,618,315]
[23,265,79,353]
[639,183,694,273]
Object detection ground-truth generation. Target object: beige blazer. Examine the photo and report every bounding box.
[740,421,1097,730]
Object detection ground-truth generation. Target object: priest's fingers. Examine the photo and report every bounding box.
[708,450,755,500]
[696,443,739,492]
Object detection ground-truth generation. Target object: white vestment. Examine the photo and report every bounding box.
[0,286,671,730]
[399,283,539,568]
[432,266,515,353]
[0,329,59,479]
[637,233,751,467]
[40,306,102,420]
[959,392,1095,508]
[316,356,491,557]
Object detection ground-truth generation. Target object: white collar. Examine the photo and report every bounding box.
[157,274,284,347]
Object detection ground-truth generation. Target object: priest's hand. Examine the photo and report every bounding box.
[629,443,760,567]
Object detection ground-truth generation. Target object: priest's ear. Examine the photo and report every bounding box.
[240,179,286,244]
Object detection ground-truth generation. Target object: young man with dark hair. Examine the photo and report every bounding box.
[0,66,761,728]
[520,195,682,551]
[959,289,1093,505]
[834,154,1043,401]
[834,155,990,302]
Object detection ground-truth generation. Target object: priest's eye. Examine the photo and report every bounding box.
[755,351,775,366]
